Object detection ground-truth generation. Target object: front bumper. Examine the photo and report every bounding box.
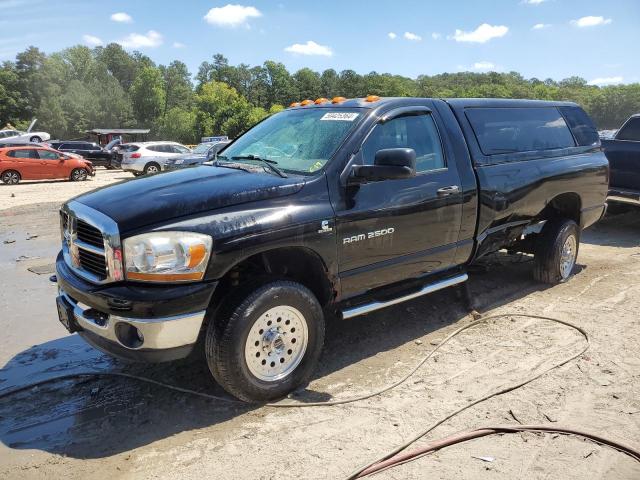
[55,252,217,362]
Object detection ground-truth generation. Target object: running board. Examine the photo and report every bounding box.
[341,273,468,320]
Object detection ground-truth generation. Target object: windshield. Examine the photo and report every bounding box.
[193,143,212,154]
[219,108,363,175]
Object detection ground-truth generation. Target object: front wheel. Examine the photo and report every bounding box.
[1,170,21,185]
[70,168,88,181]
[30,136,42,143]
[205,280,325,402]
[533,219,580,284]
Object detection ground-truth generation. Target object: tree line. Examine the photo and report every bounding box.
[1,44,638,144]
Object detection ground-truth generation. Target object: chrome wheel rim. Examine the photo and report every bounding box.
[73,169,86,180]
[146,165,159,174]
[244,305,308,382]
[3,172,19,184]
[560,235,577,279]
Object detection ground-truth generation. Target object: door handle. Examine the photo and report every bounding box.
[437,185,460,196]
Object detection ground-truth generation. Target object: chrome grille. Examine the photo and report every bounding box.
[77,219,104,248]
[60,201,122,284]
[78,249,108,278]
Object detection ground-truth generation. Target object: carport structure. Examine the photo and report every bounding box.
[87,128,150,146]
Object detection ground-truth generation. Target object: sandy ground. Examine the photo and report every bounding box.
[0,173,639,480]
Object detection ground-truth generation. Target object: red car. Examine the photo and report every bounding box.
[0,146,94,184]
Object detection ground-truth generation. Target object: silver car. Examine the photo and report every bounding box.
[119,141,192,176]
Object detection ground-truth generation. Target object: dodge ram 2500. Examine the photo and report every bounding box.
[54,97,608,402]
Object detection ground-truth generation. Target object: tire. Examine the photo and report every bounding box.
[132,172,143,177]
[533,219,580,284]
[29,136,42,143]
[205,280,325,402]
[143,162,161,175]
[70,168,88,181]
[1,170,21,185]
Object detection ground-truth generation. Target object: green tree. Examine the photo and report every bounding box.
[156,107,197,144]
[130,66,166,127]
[161,61,194,114]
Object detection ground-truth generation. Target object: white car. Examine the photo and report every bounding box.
[0,119,51,144]
[118,141,192,175]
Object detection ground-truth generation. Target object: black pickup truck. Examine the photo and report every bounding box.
[601,114,640,208]
[54,97,608,402]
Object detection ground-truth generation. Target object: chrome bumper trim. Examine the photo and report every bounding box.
[59,288,206,350]
[341,273,468,320]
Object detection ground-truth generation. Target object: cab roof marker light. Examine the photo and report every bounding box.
[332,96,347,104]
[300,99,314,106]
[314,98,329,104]
[289,102,301,108]
[365,95,381,102]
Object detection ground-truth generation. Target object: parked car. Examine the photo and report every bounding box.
[0,145,94,184]
[0,119,50,144]
[49,141,115,169]
[116,141,191,175]
[54,97,607,402]
[601,114,640,209]
[164,140,231,170]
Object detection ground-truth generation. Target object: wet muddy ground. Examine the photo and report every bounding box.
[0,176,639,479]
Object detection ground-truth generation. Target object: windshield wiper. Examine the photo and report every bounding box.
[231,155,288,178]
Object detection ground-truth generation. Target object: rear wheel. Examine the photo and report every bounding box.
[205,280,325,402]
[29,136,42,143]
[143,162,161,175]
[533,219,580,284]
[1,170,20,185]
[70,168,88,181]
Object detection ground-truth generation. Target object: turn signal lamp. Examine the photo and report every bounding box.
[365,95,381,102]
[314,98,329,104]
[300,99,314,106]
[332,96,346,104]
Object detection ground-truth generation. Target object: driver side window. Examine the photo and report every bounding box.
[362,114,445,173]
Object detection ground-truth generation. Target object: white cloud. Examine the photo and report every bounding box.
[117,30,163,49]
[431,32,442,40]
[571,16,612,27]
[204,4,262,28]
[404,31,422,41]
[173,42,185,48]
[284,40,332,56]
[522,0,547,4]
[82,34,103,47]
[452,23,509,43]
[473,61,495,70]
[588,76,623,86]
[532,23,551,30]
[388,32,397,39]
[110,12,132,23]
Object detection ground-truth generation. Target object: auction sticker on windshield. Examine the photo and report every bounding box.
[321,112,359,121]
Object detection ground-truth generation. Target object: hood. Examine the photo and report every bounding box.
[74,165,305,232]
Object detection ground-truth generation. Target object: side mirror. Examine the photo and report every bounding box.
[206,149,216,160]
[349,148,416,184]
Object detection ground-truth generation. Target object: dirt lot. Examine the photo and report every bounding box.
[0,172,639,479]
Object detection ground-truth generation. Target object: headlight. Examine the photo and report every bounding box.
[123,232,212,282]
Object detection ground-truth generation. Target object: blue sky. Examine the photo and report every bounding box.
[0,0,638,85]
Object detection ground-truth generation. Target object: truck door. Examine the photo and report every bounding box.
[334,105,464,298]
[608,117,640,191]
